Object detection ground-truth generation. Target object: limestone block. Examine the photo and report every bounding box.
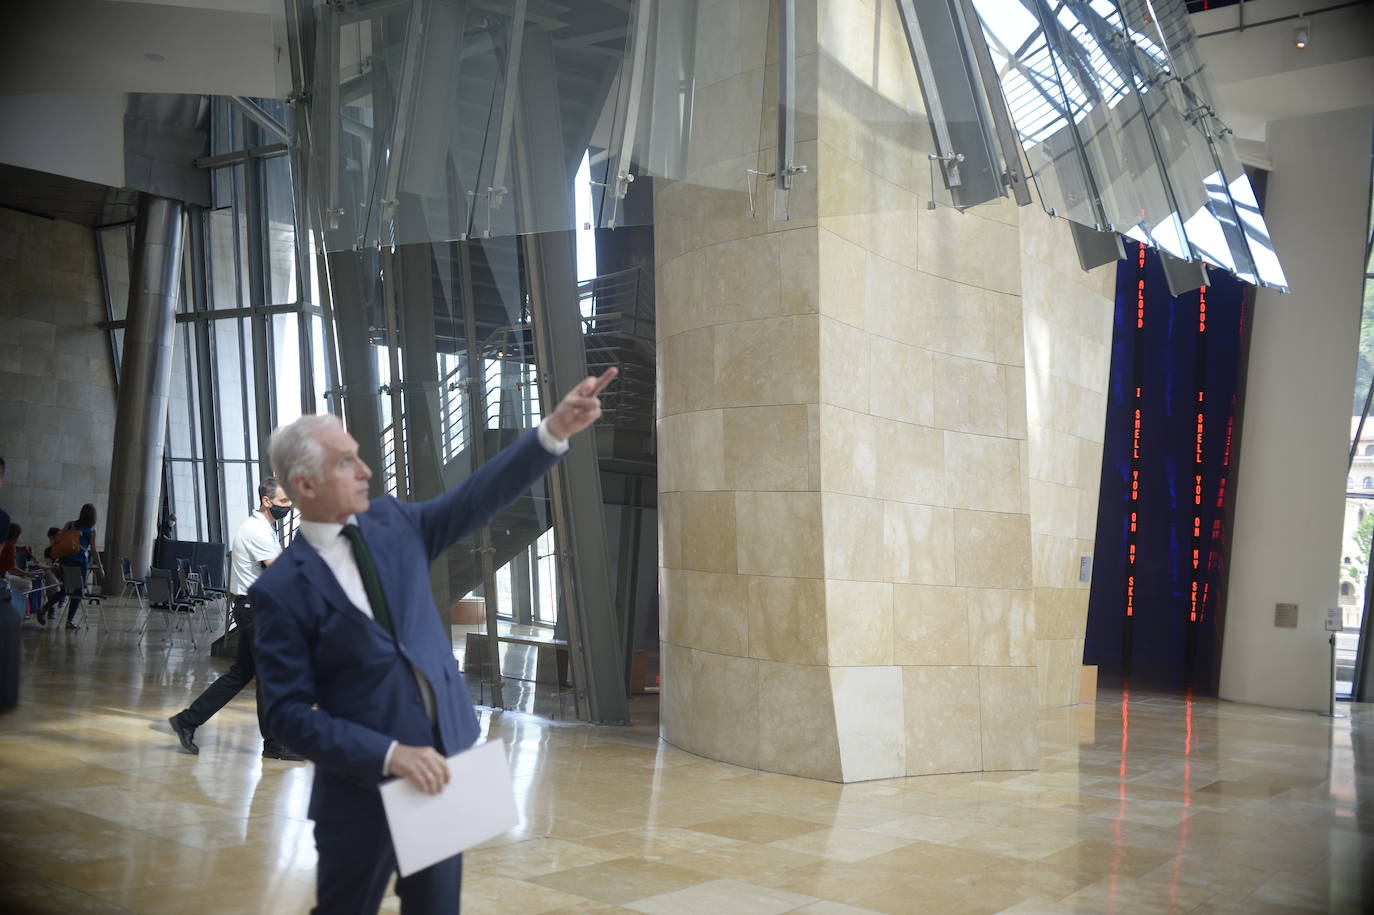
[19,348,56,380]
[821,493,884,582]
[661,642,761,770]
[925,278,996,363]
[893,584,970,666]
[903,665,981,775]
[864,255,924,347]
[874,417,945,507]
[1028,478,1080,539]
[952,509,1031,590]
[28,458,62,491]
[819,316,870,414]
[883,502,956,585]
[747,575,827,665]
[661,326,717,417]
[965,588,1035,667]
[680,491,738,574]
[817,229,866,329]
[679,410,727,492]
[724,404,813,492]
[666,568,750,657]
[944,431,1023,515]
[1036,638,1083,709]
[832,666,905,781]
[736,491,824,578]
[869,336,933,426]
[992,291,1025,367]
[714,314,819,409]
[817,404,876,498]
[916,205,985,288]
[932,353,1007,438]
[780,228,821,317]
[758,659,841,780]
[1004,368,1028,441]
[825,578,893,665]
[1033,587,1089,642]
[1031,533,1083,591]
[978,667,1040,770]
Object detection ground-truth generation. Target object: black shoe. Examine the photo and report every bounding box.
[169,715,199,755]
[262,743,306,762]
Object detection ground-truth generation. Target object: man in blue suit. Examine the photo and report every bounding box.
[252,368,616,914]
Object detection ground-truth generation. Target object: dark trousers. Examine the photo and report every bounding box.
[314,796,462,915]
[181,597,270,742]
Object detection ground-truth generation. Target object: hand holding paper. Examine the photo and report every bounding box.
[379,739,519,877]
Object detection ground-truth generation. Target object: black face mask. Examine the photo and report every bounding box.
[269,504,292,521]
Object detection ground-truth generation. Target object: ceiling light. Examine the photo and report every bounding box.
[1294,19,1310,50]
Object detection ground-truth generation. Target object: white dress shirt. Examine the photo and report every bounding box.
[295,419,569,775]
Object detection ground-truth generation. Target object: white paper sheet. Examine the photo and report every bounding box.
[379,738,518,877]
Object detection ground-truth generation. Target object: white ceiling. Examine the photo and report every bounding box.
[1196,0,1374,142]
[2,0,288,100]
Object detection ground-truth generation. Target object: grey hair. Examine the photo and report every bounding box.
[268,413,345,503]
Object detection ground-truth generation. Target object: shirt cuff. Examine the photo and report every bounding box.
[383,740,398,777]
[536,419,571,456]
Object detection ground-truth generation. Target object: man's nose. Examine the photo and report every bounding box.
[358,461,373,481]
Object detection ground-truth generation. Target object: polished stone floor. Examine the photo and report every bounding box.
[1,600,1372,914]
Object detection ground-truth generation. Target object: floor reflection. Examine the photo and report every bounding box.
[1,600,1371,913]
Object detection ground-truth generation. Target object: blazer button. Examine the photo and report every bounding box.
[413,695,421,704]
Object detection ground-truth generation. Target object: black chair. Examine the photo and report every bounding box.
[120,557,148,612]
[58,565,102,630]
[140,569,198,647]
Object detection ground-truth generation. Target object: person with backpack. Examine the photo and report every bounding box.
[55,504,102,630]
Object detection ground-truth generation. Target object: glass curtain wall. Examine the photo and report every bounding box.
[286,0,675,722]
[97,98,328,561]
[1339,168,1374,700]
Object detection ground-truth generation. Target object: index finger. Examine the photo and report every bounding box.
[588,366,619,395]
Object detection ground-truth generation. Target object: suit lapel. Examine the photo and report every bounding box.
[289,534,379,632]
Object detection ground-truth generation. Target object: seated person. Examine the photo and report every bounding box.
[35,528,64,621]
[1,524,40,618]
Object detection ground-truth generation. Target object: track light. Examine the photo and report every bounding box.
[1294,18,1310,50]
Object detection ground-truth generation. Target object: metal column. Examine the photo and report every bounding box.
[516,29,629,724]
[105,195,186,591]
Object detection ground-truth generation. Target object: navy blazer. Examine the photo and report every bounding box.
[251,428,563,820]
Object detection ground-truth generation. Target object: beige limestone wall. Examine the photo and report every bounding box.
[658,0,1113,781]
[0,208,116,545]
[1018,211,1115,709]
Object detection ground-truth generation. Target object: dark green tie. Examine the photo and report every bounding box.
[341,524,394,637]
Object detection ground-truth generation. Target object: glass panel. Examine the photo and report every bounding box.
[214,317,248,460]
[310,312,330,414]
[169,460,203,544]
[243,317,261,462]
[306,0,715,250]
[265,155,299,304]
[971,0,1288,288]
[222,461,251,533]
[208,207,242,309]
[166,323,197,460]
[273,312,304,427]
[233,166,253,304]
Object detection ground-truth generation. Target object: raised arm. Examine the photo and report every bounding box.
[401,368,618,560]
